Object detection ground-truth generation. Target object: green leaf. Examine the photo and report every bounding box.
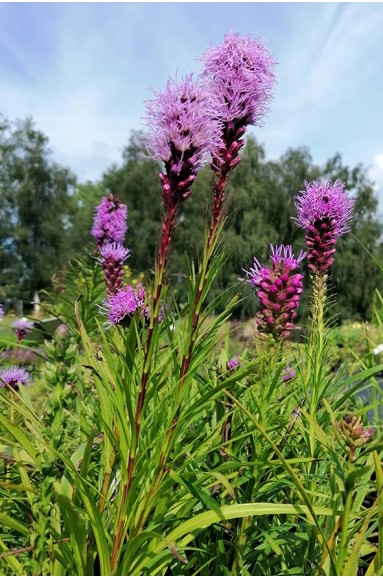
[134,503,336,575]
[0,514,29,536]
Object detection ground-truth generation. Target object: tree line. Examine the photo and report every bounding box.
[1,115,382,321]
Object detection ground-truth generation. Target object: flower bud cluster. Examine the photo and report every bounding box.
[337,414,374,461]
[281,366,296,382]
[245,244,306,340]
[338,414,374,448]
[227,355,240,370]
[98,242,130,295]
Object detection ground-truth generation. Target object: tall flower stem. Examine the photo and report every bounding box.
[304,272,327,469]
[110,201,178,573]
[309,272,327,414]
[180,185,227,385]
[131,170,231,539]
[134,169,235,539]
[336,464,354,574]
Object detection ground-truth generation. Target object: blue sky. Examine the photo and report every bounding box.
[1,2,383,206]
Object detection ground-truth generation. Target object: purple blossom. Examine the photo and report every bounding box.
[245,244,306,340]
[0,305,3,319]
[294,180,354,275]
[281,366,296,382]
[228,356,240,370]
[100,283,148,327]
[91,194,128,246]
[99,243,130,263]
[0,366,31,389]
[98,242,130,295]
[201,32,276,129]
[200,33,276,221]
[144,75,223,210]
[12,318,34,341]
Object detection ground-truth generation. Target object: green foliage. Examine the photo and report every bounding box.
[0,116,77,299]
[0,233,382,575]
[101,132,383,321]
[1,119,382,324]
[0,119,382,577]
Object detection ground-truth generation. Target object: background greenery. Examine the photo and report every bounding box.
[1,115,382,321]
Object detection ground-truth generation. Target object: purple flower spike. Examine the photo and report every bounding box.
[0,305,4,320]
[200,33,276,220]
[0,366,31,389]
[98,242,130,295]
[12,318,34,341]
[294,180,354,275]
[201,32,276,129]
[245,244,306,340]
[91,194,128,246]
[144,75,222,210]
[100,283,148,327]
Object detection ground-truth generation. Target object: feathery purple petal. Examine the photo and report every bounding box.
[0,366,31,389]
[100,284,147,327]
[200,32,276,128]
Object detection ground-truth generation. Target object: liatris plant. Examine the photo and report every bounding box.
[201,32,276,225]
[12,318,34,341]
[176,34,277,399]
[245,244,306,340]
[170,37,277,412]
[0,304,3,319]
[294,180,354,413]
[0,365,31,389]
[145,75,222,272]
[98,242,130,295]
[91,193,128,247]
[2,32,383,578]
[295,179,354,276]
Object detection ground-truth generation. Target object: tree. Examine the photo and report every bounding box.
[0,116,77,300]
[99,132,383,321]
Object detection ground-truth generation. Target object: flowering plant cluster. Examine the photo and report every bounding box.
[1,31,379,578]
